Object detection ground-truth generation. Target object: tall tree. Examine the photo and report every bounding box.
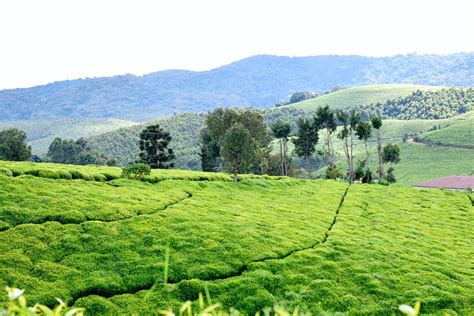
[293,117,319,178]
[336,110,351,180]
[139,124,175,169]
[0,128,31,161]
[200,108,268,172]
[383,143,401,184]
[314,105,337,167]
[355,120,372,172]
[271,119,291,176]
[348,110,361,182]
[222,123,257,182]
[371,115,384,179]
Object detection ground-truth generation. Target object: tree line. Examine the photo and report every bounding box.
[1,106,400,184]
[198,106,400,183]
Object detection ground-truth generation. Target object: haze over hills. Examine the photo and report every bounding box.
[1,53,473,122]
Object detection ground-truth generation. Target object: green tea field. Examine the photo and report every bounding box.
[0,162,472,314]
[283,84,443,111]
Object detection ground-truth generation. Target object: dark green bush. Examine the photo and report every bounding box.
[44,210,87,224]
[24,169,40,176]
[11,169,24,177]
[121,163,151,180]
[101,172,119,181]
[176,279,204,301]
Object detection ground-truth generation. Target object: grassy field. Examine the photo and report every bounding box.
[0,162,473,314]
[418,112,474,148]
[0,119,137,156]
[283,84,443,111]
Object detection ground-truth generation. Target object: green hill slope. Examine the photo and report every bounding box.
[0,118,137,155]
[417,112,474,148]
[0,162,472,314]
[284,84,443,111]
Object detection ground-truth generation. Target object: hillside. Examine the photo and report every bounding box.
[88,110,471,172]
[417,112,474,148]
[0,119,137,156]
[0,162,472,314]
[1,53,474,121]
[284,84,443,111]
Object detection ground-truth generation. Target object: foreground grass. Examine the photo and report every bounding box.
[74,185,473,315]
[1,162,472,314]
[0,169,347,311]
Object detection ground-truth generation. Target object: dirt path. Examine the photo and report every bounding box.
[406,138,473,150]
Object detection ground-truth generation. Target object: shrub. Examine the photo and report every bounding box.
[378,178,389,186]
[10,169,24,177]
[56,170,73,180]
[362,169,373,183]
[37,169,60,179]
[0,167,13,177]
[101,172,119,181]
[384,167,396,183]
[325,166,342,180]
[121,163,151,180]
[92,174,107,182]
[24,169,40,176]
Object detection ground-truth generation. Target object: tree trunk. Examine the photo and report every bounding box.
[365,140,370,171]
[349,131,354,182]
[343,136,350,182]
[306,156,311,179]
[377,129,384,179]
[279,139,284,176]
[283,138,288,176]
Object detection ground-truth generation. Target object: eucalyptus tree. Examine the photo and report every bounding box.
[271,119,291,176]
[292,117,319,178]
[355,120,372,172]
[371,115,384,179]
[314,105,337,168]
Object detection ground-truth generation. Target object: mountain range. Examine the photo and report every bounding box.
[1,53,473,122]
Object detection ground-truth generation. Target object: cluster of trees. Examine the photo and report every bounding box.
[0,128,31,161]
[200,108,269,181]
[359,88,473,120]
[46,138,116,166]
[199,106,401,183]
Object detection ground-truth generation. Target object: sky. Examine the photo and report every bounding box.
[0,0,473,89]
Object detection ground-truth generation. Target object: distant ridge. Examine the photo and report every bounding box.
[0,53,473,121]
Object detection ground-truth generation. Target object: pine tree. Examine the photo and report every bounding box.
[139,124,175,169]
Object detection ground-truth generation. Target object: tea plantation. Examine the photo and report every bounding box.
[0,161,472,314]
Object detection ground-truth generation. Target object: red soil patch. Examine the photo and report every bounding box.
[414,176,474,190]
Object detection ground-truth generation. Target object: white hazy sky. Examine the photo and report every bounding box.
[0,0,473,89]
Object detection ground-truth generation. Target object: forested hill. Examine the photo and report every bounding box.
[1,53,474,122]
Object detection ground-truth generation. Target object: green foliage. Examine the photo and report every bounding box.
[384,167,396,183]
[0,119,136,157]
[292,117,319,177]
[0,128,31,161]
[222,124,258,181]
[138,124,175,169]
[325,166,342,180]
[383,143,401,164]
[201,108,268,176]
[270,120,291,139]
[121,163,151,180]
[47,137,107,166]
[360,88,473,120]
